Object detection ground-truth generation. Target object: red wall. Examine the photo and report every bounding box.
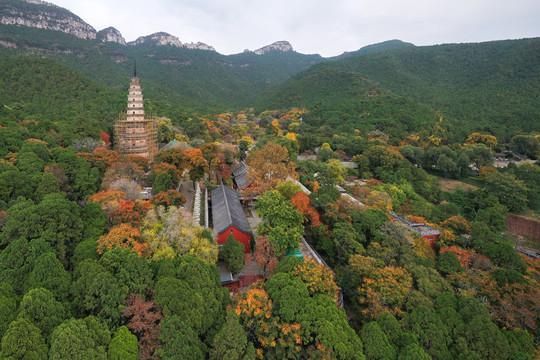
[507,214,540,241]
[217,226,252,253]
[422,234,439,248]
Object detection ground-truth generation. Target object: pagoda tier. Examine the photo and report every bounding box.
[114,77,158,161]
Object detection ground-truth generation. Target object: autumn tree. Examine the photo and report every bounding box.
[153,189,186,207]
[246,143,296,195]
[254,237,278,277]
[291,191,321,226]
[123,294,163,360]
[97,223,146,256]
[142,206,218,263]
[292,258,338,299]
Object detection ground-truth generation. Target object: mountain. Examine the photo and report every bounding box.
[0,53,124,141]
[0,0,325,116]
[128,32,215,51]
[97,27,125,45]
[254,41,294,55]
[262,37,540,140]
[0,0,96,39]
[335,39,415,59]
[2,0,539,142]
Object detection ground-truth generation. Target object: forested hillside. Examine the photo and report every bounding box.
[262,37,540,141]
[0,24,323,112]
[0,55,124,141]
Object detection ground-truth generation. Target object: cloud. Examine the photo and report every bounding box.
[53,0,540,56]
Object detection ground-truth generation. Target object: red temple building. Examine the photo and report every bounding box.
[211,185,253,253]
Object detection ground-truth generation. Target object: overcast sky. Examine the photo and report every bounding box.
[52,0,540,56]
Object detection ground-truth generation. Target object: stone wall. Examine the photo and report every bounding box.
[507,214,540,241]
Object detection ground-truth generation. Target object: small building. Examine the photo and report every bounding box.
[231,161,251,190]
[211,185,253,253]
[390,211,440,245]
[139,187,153,200]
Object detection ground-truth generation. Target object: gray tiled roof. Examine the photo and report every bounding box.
[211,185,252,234]
[232,162,251,189]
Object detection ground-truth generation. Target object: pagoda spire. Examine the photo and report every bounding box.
[133,60,137,78]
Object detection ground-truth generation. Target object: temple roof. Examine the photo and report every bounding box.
[232,161,251,190]
[211,185,251,234]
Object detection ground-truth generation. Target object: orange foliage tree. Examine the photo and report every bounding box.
[245,142,296,196]
[97,223,147,256]
[152,190,186,207]
[90,190,151,226]
[440,246,474,268]
[235,288,302,356]
[291,192,321,226]
[293,259,338,300]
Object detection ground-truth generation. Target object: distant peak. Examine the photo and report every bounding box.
[254,41,294,55]
[97,27,126,45]
[128,32,215,51]
[1,0,96,39]
[130,32,182,47]
[337,39,415,59]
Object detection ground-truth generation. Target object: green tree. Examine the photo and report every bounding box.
[404,306,451,359]
[152,172,175,194]
[221,235,245,274]
[255,190,304,256]
[0,237,53,294]
[49,316,111,360]
[510,135,539,158]
[398,344,431,360]
[18,288,66,339]
[464,316,510,360]
[0,193,84,264]
[34,172,61,201]
[465,144,494,170]
[80,202,107,241]
[482,172,528,212]
[436,252,462,275]
[155,277,205,333]
[360,321,397,360]
[99,248,153,296]
[159,316,205,360]
[24,252,71,300]
[0,283,17,339]
[436,154,458,178]
[0,318,48,360]
[210,312,255,360]
[474,202,507,232]
[72,239,98,266]
[71,260,127,325]
[331,222,365,265]
[108,326,138,360]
